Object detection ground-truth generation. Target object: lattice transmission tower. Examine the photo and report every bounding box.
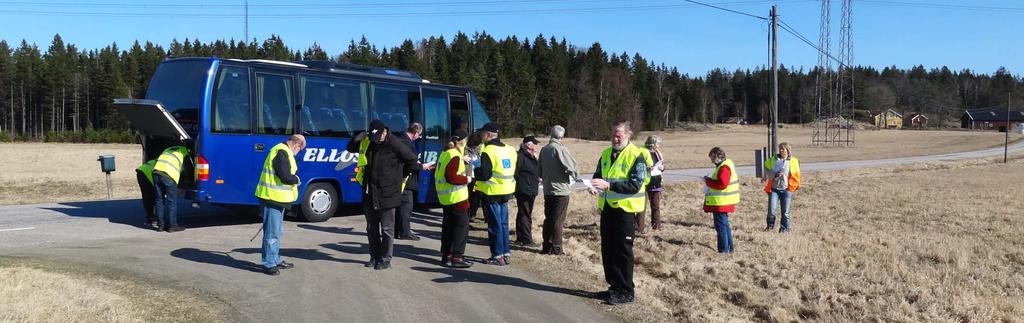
[813,0,855,146]
[811,0,832,145]
[835,0,855,146]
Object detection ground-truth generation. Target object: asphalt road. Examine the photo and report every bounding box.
[1,141,1021,322]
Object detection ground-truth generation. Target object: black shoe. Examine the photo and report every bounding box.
[779,228,790,233]
[763,226,774,232]
[441,255,452,267]
[365,258,377,268]
[607,292,635,305]
[405,234,421,241]
[147,220,159,229]
[263,266,280,276]
[486,257,506,266]
[594,290,611,299]
[549,247,564,256]
[276,261,294,269]
[166,226,185,233]
[449,257,473,268]
[374,259,391,270]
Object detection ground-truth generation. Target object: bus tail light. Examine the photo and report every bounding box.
[197,155,210,181]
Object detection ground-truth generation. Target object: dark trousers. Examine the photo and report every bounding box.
[396,190,416,237]
[713,212,735,253]
[468,189,482,220]
[638,190,663,232]
[136,171,156,222]
[542,195,570,250]
[440,206,470,259]
[600,206,635,296]
[365,207,396,261]
[153,172,178,229]
[514,193,536,244]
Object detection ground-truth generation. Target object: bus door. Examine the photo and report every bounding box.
[247,70,297,201]
[419,87,451,203]
[370,82,422,198]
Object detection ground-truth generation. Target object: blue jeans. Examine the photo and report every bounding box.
[153,173,178,229]
[713,212,734,253]
[483,201,510,258]
[261,203,285,269]
[767,189,793,230]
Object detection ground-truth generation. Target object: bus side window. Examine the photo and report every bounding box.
[212,67,251,134]
[300,76,368,137]
[371,83,420,132]
[256,73,294,135]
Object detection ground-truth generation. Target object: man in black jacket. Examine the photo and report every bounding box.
[396,122,426,241]
[346,120,421,270]
[514,135,541,247]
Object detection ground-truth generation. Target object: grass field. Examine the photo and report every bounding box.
[502,156,1024,322]
[0,257,228,323]
[1,126,1019,206]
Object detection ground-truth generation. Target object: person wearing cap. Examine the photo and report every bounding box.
[513,135,541,247]
[474,122,517,266]
[436,128,474,268]
[346,120,421,270]
[539,125,578,255]
[588,121,648,305]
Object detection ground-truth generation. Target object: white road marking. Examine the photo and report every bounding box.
[0,227,36,232]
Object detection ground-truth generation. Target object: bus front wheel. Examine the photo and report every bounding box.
[300,182,338,222]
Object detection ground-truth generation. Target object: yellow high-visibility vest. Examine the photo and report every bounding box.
[597,143,648,213]
[475,143,516,196]
[254,143,299,204]
[153,146,188,184]
[136,159,157,184]
[355,138,369,186]
[704,159,740,206]
[435,147,469,206]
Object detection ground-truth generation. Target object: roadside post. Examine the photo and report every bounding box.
[97,155,115,200]
[755,148,766,179]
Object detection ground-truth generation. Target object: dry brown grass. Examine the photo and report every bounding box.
[525,124,1024,172]
[0,143,141,205]
[504,156,1024,322]
[0,257,227,323]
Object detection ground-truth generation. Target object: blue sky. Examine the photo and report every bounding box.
[0,0,1020,76]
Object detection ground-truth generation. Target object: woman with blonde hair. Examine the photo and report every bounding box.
[762,142,801,233]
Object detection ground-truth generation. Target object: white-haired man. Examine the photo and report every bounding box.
[538,125,578,255]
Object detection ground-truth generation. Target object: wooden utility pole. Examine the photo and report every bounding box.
[1006,92,1011,163]
[770,5,779,155]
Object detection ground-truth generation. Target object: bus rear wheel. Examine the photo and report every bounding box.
[300,183,338,222]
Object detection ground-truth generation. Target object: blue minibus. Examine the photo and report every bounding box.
[115,57,490,221]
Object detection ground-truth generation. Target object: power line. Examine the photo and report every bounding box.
[858,0,1024,13]
[0,1,786,18]
[777,18,846,68]
[680,0,768,20]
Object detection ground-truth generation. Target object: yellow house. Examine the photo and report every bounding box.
[874,109,903,129]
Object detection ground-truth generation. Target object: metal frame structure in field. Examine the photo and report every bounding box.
[813,0,856,147]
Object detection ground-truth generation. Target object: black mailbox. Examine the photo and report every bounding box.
[98,155,116,173]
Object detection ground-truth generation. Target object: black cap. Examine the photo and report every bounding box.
[369,119,388,141]
[479,122,500,133]
[450,129,469,142]
[522,135,540,145]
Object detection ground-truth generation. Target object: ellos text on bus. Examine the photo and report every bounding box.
[115,57,490,222]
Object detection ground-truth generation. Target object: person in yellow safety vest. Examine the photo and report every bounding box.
[474,122,517,266]
[135,159,158,229]
[152,145,189,232]
[435,128,474,269]
[703,146,739,255]
[762,142,800,233]
[254,134,306,276]
[345,120,421,270]
[588,121,648,306]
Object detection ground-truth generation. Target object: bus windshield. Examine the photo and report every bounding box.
[146,60,212,133]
